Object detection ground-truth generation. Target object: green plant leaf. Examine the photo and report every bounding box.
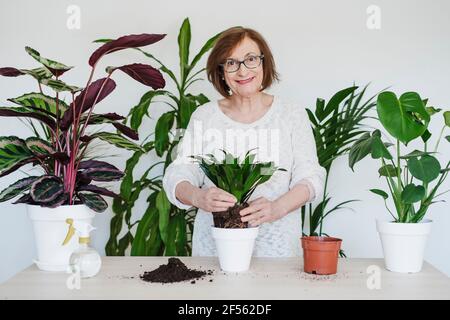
[9,92,68,115]
[444,111,450,127]
[426,106,441,115]
[348,132,372,170]
[179,95,197,128]
[407,155,441,183]
[25,137,54,155]
[40,79,81,93]
[30,175,63,203]
[370,134,392,160]
[376,91,430,145]
[25,46,73,77]
[155,112,175,156]
[0,176,40,202]
[370,189,389,200]
[129,90,173,131]
[78,192,107,213]
[0,136,34,176]
[378,164,400,177]
[401,183,425,204]
[189,31,222,73]
[20,67,53,81]
[87,132,143,152]
[156,189,171,244]
[178,18,191,83]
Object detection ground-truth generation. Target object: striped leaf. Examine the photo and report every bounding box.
[21,67,53,81]
[41,78,81,93]
[80,167,124,182]
[0,136,33,175]
[25,46,73,77]
[77,184,120,198]
[30,175,64,203]
[25,137,54,155]
[87,132,143,152]
[9,93,68,115]
[0,176,40,202]
[78,192,107,213]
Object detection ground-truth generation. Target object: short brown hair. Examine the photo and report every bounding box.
[206,27,280,97]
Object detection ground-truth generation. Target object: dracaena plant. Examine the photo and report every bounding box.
[349,91,450,223]
[190,149,287,228]
[302,84,380,243]
[103,18,223,256]
[0,34,166,212]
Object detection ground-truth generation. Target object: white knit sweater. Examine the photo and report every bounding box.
[162,96,326,257]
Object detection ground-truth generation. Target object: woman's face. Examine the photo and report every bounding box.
[223,37,264,98]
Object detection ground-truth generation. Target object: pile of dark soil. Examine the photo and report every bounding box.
[140,258,213,283]
[213,202,249,228]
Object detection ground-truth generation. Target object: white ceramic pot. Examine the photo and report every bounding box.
[211,226,259,272]
[27,204,95,271]
[376,219,432,273]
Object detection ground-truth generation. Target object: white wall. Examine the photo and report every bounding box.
[0,0,449,283]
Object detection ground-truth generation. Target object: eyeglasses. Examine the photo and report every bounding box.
[220,54,264,73]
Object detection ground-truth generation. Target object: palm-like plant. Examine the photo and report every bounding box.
[302,84,381,247]
[190,149,286,228]
[103,18,223,256]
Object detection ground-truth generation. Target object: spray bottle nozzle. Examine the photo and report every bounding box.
[62,219,96,246]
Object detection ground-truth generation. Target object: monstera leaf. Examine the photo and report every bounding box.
[377,91,430,145]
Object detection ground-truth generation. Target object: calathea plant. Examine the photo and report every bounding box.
[349,91,450,223]
[190,149,287,228]
[0,34,166,212]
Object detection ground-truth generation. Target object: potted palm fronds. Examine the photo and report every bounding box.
[349,91,449,273]
[0,34,165,271]
[190,149,286,272]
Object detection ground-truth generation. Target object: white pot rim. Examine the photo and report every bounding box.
[376,219,432,236]
[28,204,96,221]
[211,226,259,240]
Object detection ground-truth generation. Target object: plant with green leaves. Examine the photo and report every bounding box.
[302,85,380,244]
[190,149,287,228]
[349,91,450,223]
[103,18,223,256]
[0,34,165,212]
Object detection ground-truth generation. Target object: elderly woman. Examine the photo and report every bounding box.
[162,27,325,257]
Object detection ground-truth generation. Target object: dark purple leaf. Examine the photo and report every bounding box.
[112,122,139,140]
[111,63,165,89]
[84,112,125,124]
[89,33,166,67]
[30,175,64,203]
[0,108,56,131]
[49,152,70,164]
[60,77,116,130]
[80,167,124,182]
[77,184,121,198]
[78,160,120,170]
[0,67,24,77]
[13,193,37,204]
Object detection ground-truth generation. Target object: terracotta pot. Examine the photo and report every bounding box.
[301,236,342,275]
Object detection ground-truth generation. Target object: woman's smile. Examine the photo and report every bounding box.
[235,76,255,85]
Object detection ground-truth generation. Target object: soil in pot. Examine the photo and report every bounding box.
[140,258,213,283]
[212,202,249,228]
[301,236,342,275]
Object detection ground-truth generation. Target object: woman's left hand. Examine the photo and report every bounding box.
[239,197,285,226]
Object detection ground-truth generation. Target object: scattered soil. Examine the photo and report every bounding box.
[212,202,249,228]
[140,258,213,283]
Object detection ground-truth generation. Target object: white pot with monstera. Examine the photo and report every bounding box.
[349,91,449,273]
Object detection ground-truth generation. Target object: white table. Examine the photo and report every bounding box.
[1,257,449,300]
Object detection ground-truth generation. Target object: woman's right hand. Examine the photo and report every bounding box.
[192,186,237,213]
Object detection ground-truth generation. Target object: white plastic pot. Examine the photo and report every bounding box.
[27,204,95,271]
[211,226,259,272]
[376,219,432,273]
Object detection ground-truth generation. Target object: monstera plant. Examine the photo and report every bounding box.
[0,34,166,212]
[349,91,449,223]
[101,18,223,256]
[348,90,449,273]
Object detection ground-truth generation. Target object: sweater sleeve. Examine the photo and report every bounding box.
[162,111,205,210]
[288,103,326,204]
